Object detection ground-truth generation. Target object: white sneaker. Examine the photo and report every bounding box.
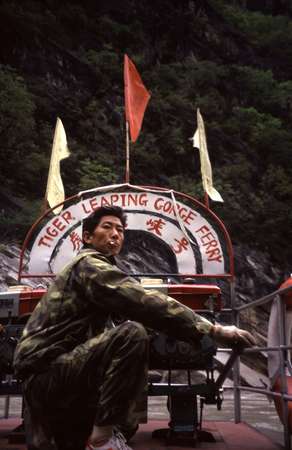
[86,431,133,450]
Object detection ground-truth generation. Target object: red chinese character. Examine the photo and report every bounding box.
[69,231,82,251]
[172,237,189,254]
[146,218,166,236]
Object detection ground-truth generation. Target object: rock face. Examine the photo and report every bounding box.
[235,244,285,304]
[234,244,287,345]
[0,243,49,291]
[117,230,179,275]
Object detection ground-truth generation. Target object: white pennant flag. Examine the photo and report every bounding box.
[45,118,70,214]
[191,109,223,202]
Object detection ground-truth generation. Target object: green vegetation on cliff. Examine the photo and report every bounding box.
[0,0,291,265]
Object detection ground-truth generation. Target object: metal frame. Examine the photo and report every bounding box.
[233,283,292,450]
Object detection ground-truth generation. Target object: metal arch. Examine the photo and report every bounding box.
[17,192,80,282]
[18,184,234,281]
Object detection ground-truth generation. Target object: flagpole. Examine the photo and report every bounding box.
[124,55,150,184]
[41,197,48,216]
[125,120,130,183]
[204,191,210,209]
[194,109,223,206]
[42,117,71,216]
[42,119,59,215]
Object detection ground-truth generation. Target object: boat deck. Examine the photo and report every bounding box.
[0,418,284,449]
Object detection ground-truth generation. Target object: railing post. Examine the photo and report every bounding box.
[233,284,292,445]
[230,279,241,423]
[278,295,291,450]
[4,395,10,419]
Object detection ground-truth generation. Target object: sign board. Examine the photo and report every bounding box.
[25,185,232,276]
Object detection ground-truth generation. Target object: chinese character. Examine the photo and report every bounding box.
[146,218,166,236]
[172,237,189,254]
[69,231,82,251]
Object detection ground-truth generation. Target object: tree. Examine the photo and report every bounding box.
[0,66,36,189]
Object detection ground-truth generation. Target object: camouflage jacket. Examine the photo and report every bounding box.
[14,248,212,377]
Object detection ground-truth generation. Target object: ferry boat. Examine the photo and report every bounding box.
[0,182,291,449]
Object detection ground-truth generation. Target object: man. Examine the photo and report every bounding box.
[14,206,255,450]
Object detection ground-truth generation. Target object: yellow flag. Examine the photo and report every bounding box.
[191,109,223,202]
[45,118,70,214]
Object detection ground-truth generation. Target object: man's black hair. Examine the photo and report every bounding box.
[82,206,127,237]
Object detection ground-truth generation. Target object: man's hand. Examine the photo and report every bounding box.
[211,324,256,348]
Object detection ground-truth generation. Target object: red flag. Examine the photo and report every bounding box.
[124,54,150,142]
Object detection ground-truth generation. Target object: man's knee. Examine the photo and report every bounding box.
[119,321,148,342]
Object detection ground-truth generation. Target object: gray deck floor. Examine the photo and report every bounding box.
[148,391,285,448]
[0,391,286,449]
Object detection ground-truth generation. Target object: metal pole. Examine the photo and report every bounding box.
[236,285,292,312]
[204,191,209,209]
[278,296,291,450]
[215,350,239,390]
[125,121,130,183]
[230,279,241,423]
[43,118,59,215]
[4,395,9,419]
[236,385,292,398]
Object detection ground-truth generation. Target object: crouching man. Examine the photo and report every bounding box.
[14,206,255,450]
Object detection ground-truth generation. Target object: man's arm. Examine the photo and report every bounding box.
[80,255,255,348]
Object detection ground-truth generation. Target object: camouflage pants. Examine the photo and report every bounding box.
[22,321,149,450]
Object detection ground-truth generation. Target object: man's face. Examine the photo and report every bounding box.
[83,215,125,256]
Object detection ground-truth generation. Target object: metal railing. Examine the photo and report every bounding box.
[233,283,292,450]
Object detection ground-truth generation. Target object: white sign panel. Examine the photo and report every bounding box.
[28,189,228,275]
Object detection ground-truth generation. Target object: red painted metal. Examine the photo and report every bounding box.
[18,288,46,315]
[168,284,221,311]
[0,418,282,450]
[17,192,81,282]
[2,283,221,318]
[130,421,282,449]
